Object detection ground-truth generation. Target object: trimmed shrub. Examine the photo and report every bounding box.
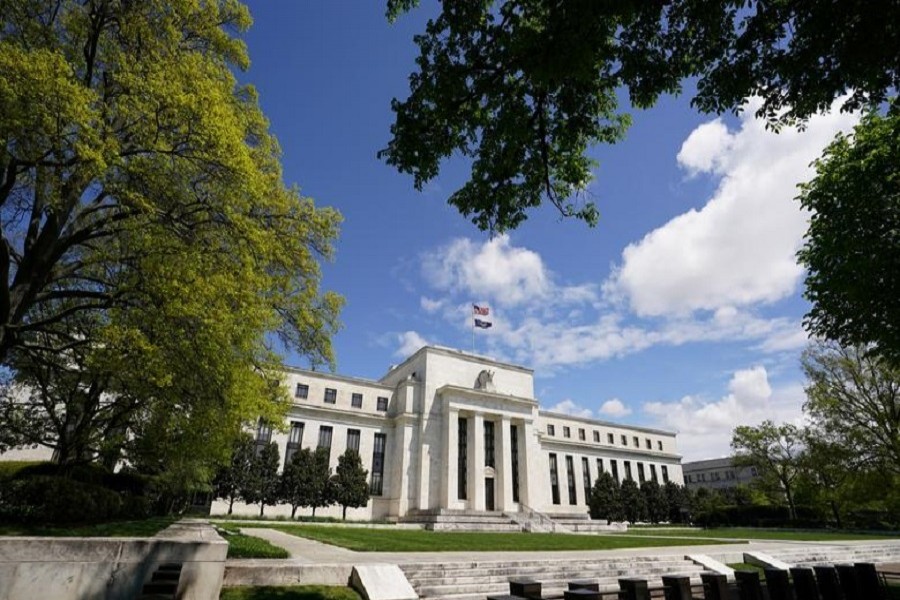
[2,476,124,523]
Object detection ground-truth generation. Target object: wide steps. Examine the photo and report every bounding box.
[399,510,524,532]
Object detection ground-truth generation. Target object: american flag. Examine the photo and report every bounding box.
[473,304,490,316]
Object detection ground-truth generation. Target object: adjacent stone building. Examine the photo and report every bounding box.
[212,345,684,520]
[681,457,759,491]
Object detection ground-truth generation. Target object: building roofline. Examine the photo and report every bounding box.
[681,457,736,469]
[380,345,533,382]
[280,364,394,391]
[538,409,677,437]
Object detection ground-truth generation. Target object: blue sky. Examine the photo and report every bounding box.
[241,2,859,460]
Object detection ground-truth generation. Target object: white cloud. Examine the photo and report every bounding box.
[598,398,631,417]
[643,366,807,460]
[395,330,429,358]
[420,297,444,313]
[546,399,593,419]
[606,100,858,317]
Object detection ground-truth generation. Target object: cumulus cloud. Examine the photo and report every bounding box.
[643,366,806,460]
[420,297,444,313]
[599,398,632,417]
[546,399,593,419]
[605,100,859,317]
[395,330,429,358]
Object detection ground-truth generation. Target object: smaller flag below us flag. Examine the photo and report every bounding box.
[474,318,492,329]
[473,304,490,316]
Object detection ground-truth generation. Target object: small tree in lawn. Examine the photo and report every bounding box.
[308,446,334,518]
[588,472,624,523]
[213,433,256,515]
[664,480,689,524]
[620,479,646,523]
[281,447,315,518]
[640,480,667,524]
[243,442,281,517]
[330,449,370,520]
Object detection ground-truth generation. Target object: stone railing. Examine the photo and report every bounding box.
[506,504,571,533]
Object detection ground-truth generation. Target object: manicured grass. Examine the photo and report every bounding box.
[217,525,290,559]
[0,516,177,537]
[728,562,765,574]
[220,585,361,600]
[247,524,742,552]
[619,527,899,542]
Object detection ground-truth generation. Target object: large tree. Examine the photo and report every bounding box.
[384,0,899,233]
[588,472,623,523]
[797,109,900,364]
[242,441,281,518]
[802,342,900,477]
[0,1,342,479]
[213,434,256,516]
[330,449,370,521]
[732,421,803,520]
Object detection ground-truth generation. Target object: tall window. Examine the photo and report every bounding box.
[566,455,577,505]
[633,436,640,447]
[596,458,604,474]
[484,420,495,468]
[346,428,360,453]
[510,424,520,503]
[458,417,468,500]
[624,460,633,480]
[650,464,658,483]
[549,453,560,504]
[610,459,619,482]
[317,425,333,460]
[563,426,571,438]
[607,433,614,444]
[661,465,669,483]
[645,438,652,449]
[351,393,363,408]
[621,434,627,445]
[376,396,388,411]
[581,457,591,502]
[658,440,663,451]
[638,462,646,483]
[295,383,309,399]
[285,421,304,464]
[547,424,556,436]
[255,419,272,454]
[324,388,337,404]
[578,428,586,441]
[593,430,600,443]
[370,433,386,495]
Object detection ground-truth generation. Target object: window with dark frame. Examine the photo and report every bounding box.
[324,388,337,404]
[549,453,560,504]
[633,436,640,447]
[370,433,386,495]
[295,383,309,399]
[638,462,645,483]
[596,457,604,474]
[593,430,600,443]
[376,396,388,411]
[255,419,272,455]
[547,424,555,436]
[646,438,652,449]
[285,421,304,464]
[621,434,627,445]
[566,455,577,505]
[484,420,495,468]
[317,425,333,455]
[650,464,658,483]
[607,433,614,444]
[578,428,585,441]
[351,393,363,408]
[658,440,663,451]
[458,417,468,500]
[511,424,520,503]
[563,426,571,438]
[610,459,619,481]
[624,460,633,480]
[346,428,360,453]
[661,465,669,482]
[581,456,591,502]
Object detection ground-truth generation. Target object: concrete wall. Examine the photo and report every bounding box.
[0,520,227,600]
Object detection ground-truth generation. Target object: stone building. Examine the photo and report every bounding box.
[212,345,684,520]
[681,457,759,491]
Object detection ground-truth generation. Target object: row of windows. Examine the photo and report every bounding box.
[295,383,388,411]
[259,420,387,496]
[545,424,665,452]
[548,452,670,505]
[685,468,755,484]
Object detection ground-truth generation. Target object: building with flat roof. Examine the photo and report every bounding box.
[211,345,684,520]
[681,457,758,492]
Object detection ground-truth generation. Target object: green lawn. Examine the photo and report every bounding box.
[220,586,361,600]
[619,527,900,542]
[217,525,290,559]
[244,524,742,552]
[0,517,177,537]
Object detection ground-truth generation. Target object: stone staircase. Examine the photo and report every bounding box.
[399,509,524,532]
[544,513,627,534]
[399,555,706,600]
[757,542,900,568]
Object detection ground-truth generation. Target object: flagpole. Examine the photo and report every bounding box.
[471,309,475,353]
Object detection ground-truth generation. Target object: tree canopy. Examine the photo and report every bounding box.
[0,0,342,486]
[732,420,803,520]
[797,108,900,364]
[383,0,900,232]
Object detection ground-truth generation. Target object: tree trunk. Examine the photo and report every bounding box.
[259,503,265,517]
[342,505,347,521]
[228,496,234,515]
[784,482,797,521]
[311,505,316,517]
[830,500,842,528]
[291,504,298,518]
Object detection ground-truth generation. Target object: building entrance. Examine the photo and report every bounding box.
[485,477,495,511]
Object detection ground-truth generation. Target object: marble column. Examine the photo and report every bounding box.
[441,407,459,508]
[468,412,485,510]
[518,419,539,508]
[496,415,514,511]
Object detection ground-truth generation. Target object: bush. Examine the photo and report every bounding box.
[1,475,125,524]
[0,461,45,481]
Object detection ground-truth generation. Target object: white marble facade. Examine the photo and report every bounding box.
[211,346,684,520]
